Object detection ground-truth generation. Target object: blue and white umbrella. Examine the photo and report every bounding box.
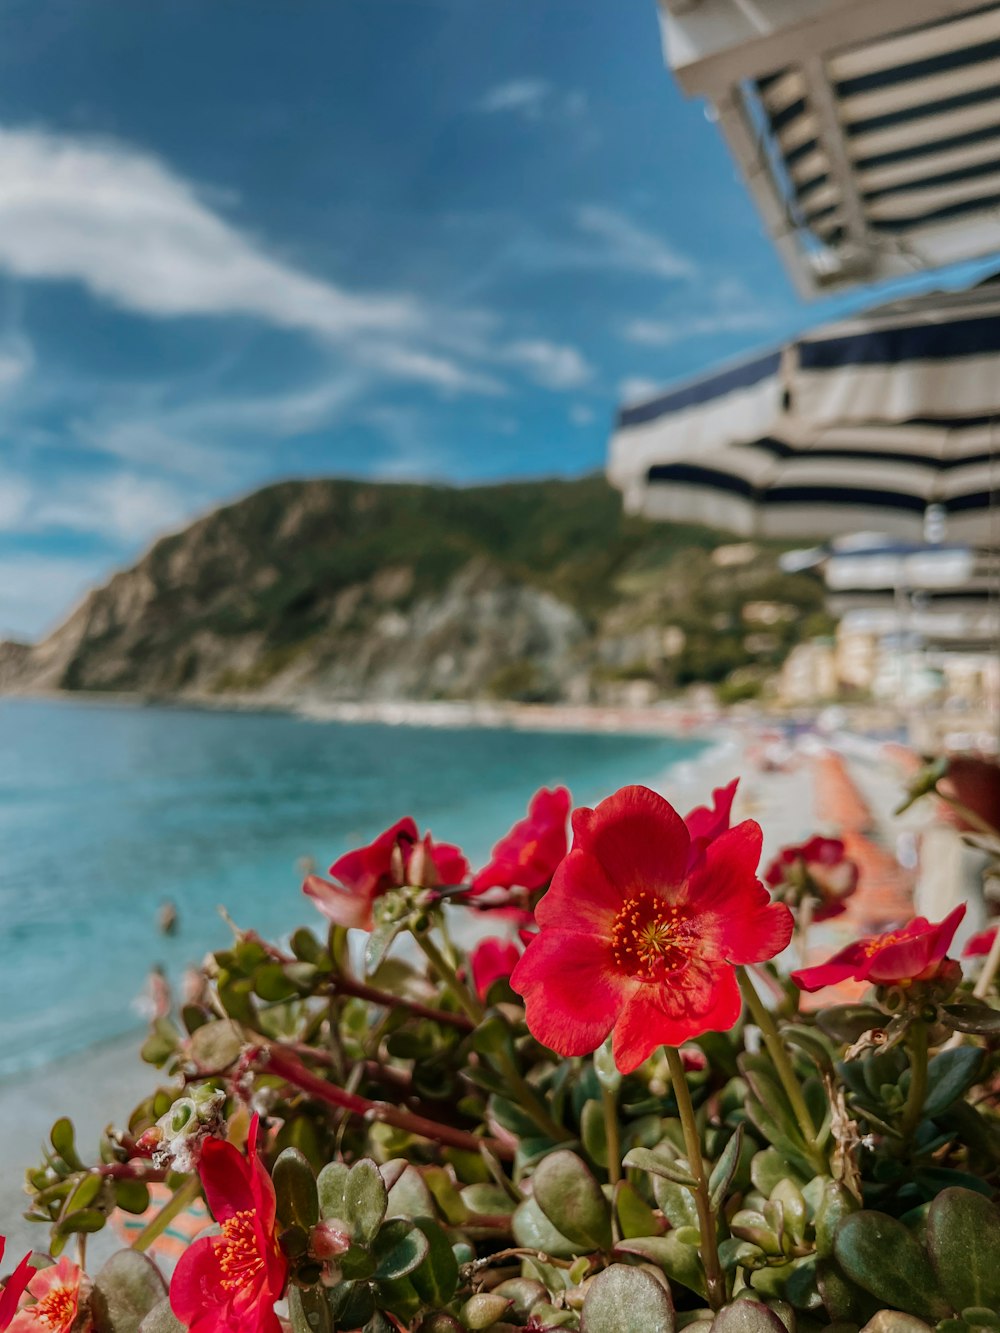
[608,281,1000,542]
[786,538,1000,647]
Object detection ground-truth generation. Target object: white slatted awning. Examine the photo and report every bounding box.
[661,0,1000,293]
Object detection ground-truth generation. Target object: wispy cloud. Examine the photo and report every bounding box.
[474,79,586,121]
[622,310,778,346]
[501,339,593,390]
[0,126,420,337]
[1,466,193,544]
[0,124,511,398]
[570,403,595,427]
[575,206,696,281]
[618,376,663,405]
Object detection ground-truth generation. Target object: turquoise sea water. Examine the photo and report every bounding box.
[0,698,707,1077]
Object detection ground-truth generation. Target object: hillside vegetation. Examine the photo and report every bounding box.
[0,475,831,703]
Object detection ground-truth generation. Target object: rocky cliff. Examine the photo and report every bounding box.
[0,476,830,704]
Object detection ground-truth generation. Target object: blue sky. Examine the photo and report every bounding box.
[0,0,985,638]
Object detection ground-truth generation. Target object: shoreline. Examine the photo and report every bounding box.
[0,686,728,737]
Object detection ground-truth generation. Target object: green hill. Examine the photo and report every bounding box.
[0,474,831,703]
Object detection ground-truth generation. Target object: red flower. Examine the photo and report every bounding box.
[791,905,966,993]
[764,836,859,922]
[5,1257,84,1333]
[510,783,793,1073]
[965,925,998,958]
[470,937,522,999]
[0,1238,33,1332]
[684,779,738,867]
[304,817,469,930]
[471,787,571,895]
[170,1115,287,1333]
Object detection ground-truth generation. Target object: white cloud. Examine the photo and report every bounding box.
[622,308,778,346]
[570,403,595,426]
[0,127,423,340]
[618,376,662,405]
[476,79,551,116]
[1,467,193,544]
[474,79,587,122]
[575,206,696,281]
[502,339,593,390]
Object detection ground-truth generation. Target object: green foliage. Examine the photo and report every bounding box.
[41,474,828,698]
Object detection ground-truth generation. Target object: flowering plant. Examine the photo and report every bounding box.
[7,775,1000,1333]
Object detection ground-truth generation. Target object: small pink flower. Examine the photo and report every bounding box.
[6,1257,85,1333]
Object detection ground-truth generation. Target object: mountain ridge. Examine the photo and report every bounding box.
[0,474,830,704]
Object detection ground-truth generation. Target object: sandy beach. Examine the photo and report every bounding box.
[0,717,917,1266]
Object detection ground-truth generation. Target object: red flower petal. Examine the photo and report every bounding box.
[302,874,374,930]
[611,966,741,1073]
[571,786,690,900]
[965,925,998,957]
[684,778,738,870]
[328,817,418,894]
[426,839,470,888]
[470,937,521,999]
[511,929,636,1056]
[686,822,794,965]
[534,847,623,939]
[0,1247,33,1330]
[472,787,570,893]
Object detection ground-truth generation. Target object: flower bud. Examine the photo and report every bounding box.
[309,1219,351,1261]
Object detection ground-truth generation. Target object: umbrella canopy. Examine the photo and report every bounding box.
[608,281,1000,542]
[787,538,1000,646]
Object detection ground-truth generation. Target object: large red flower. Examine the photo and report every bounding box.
[170,1115,287,1333]
[765,836,859,922]
[471,787,571,895]
[5,1257,84,1333]
[0,1238,33,1332]
[791,905,966,993]
[510,784,793,1073]
[304,817,469,930]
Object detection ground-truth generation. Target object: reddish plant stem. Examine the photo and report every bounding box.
[262,1046,513,1160]
[326,976,475,1032]
[97,1162,171,1182]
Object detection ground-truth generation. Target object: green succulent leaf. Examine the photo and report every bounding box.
[940,1003,1000,1036]
[408,1216,459,1307]
[709,1124,744,1212]
[273,1146,319,1231]
[511,1197,582,1259]
[623,1145,696,1187]
[580,1262,675,1333]
[615,1234,707,1301]
[710,1300,788,1333]
[372,1218,429,1280]
[531,1149,612,1251]
[317,1161,350,1222]
[834,1211,950,1320]
[921,1048,985,1119]
[90,1251,168,1333]
[926,1187,1000,1314]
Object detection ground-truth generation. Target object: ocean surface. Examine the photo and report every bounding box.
[0,698,708,1078]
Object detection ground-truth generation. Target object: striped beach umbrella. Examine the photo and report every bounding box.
[782,538,1000,647]
[608,281,1000,543]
